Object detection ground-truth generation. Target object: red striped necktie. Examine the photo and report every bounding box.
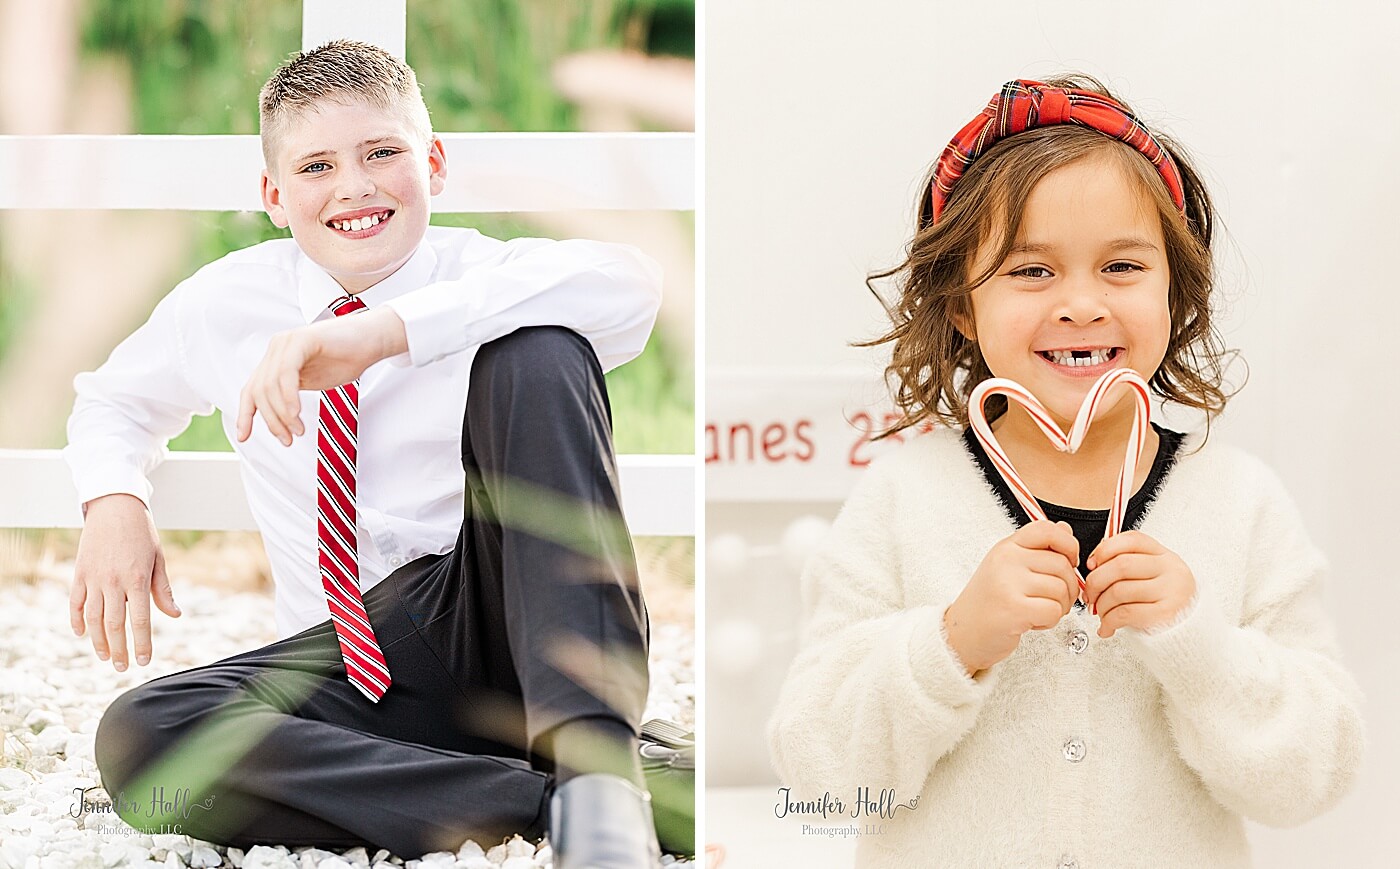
[317,294,392,702]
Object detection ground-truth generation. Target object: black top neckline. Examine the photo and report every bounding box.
[960,421,1185,527]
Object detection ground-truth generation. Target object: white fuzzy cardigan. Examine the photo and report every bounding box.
[767,427,1365,869]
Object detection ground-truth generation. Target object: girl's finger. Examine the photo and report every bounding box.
[1084,553,1158,606]
[1027,571,1076,615]
[1017,520,1080,568]
[1093,576,1159,619]
[1087,529,1163,571]
[1024,596,1068,631]
[1098,600,1163,638]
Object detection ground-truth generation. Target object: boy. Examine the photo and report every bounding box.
[64,40,666,868]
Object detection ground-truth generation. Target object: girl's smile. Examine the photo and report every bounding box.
[963,150,1171,433]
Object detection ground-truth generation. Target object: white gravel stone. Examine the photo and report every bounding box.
[532,845,551,865]
[164,851,186,869]
[23,708,63,732]
[297,848,337,868]
[243,845,297,869]
[0,571,691,869]
[500,858,533,869]
[0,767,32,790]
[454,841,484,860]
[316,858,353,869]
[64,731,97,760]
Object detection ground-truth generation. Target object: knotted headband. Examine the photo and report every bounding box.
[927,79,1187,225]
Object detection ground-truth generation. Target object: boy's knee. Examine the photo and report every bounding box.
[94,683,176,798]
[94,687,150,794]
[470,327,599,397]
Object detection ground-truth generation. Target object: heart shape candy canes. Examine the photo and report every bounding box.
[967,368,1153,600]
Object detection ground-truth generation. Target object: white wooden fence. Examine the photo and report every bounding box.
[0,0,696,537]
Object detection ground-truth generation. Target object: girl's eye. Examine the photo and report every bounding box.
[369,148,398,159]
[1104,261,1143,274]
[300,162,331,174]
[1009,265,1052,279]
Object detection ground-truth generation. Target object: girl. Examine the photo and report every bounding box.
[767,77,1365,869]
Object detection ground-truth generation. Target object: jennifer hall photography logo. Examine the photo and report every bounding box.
[70,785,216,835]
[774,786,920,838]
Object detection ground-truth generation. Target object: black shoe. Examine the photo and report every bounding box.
[549,773,662,869]
[638,719,695,856]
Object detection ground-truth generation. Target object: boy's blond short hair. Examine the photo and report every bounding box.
[259,39,434,173]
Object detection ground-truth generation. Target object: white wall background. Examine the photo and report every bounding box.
[705,1,1399,866]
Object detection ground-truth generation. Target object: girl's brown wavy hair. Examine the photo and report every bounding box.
[861,75,1239,438]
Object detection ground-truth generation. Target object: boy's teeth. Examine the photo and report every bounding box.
[1044,348,1115,366]
[334,212,386,232]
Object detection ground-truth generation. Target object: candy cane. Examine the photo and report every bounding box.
[967,368,1153,597]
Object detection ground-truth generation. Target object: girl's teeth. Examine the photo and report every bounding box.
[1045,348,1115,366]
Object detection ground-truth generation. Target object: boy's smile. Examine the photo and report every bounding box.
[260,98,447,294]
[963,151,1171,433]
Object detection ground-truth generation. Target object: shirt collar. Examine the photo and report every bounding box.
[296,240,439,322]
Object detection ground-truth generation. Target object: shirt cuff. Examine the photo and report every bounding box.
[382,277,484,368]
[907,604,996,706]
[1119,592,1236,690]
[71,463,154,513]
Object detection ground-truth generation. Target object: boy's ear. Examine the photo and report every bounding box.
[427,136,448,197]
[260,170,290,229]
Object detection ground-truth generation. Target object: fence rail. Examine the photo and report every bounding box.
[0,132,695,212]
[0,450,695,536]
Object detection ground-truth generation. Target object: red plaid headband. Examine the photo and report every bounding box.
[927,80,1187,225]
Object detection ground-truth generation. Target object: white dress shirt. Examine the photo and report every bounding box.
[65,227,662,637]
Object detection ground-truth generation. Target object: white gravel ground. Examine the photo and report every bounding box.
[0,570,694,869]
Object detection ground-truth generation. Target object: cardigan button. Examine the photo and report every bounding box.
[1063,738,1086,763]
[1067,630,1089,654]
[1058,857,1079,869]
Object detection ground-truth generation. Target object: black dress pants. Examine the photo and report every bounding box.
[93,327,652,858]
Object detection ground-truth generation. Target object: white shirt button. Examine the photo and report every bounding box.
[1058,856,1079,869]
[389,556,403,567]
[1063,738,1086,763]
[1068,630,1089,654]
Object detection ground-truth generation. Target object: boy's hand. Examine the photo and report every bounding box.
[942,520,1081,677]
[1085,530,1197,638]
[236,306,407,446]
[71,494,181,670]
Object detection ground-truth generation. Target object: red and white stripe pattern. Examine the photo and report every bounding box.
[968,369,1153,598]
[317,294,392,702]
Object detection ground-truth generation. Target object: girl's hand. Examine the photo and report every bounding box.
[1084,530,1197,638]
[943,520,1081,677]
